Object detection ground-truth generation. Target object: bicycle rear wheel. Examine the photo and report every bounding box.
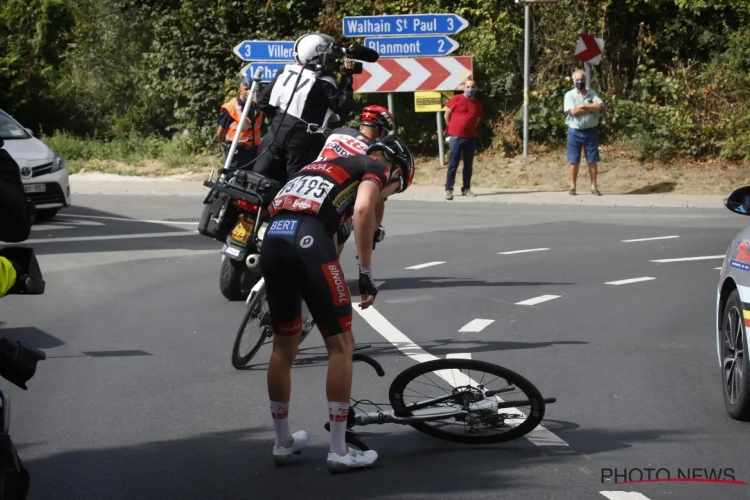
[231,283,271,369]
[231,284,314,369]
[388,359,545,444]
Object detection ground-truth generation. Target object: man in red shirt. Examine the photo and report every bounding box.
[444,78,483,200]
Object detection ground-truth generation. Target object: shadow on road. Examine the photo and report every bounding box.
[241,339,588,372]
[22,423,689,499]
[347,276,575,294]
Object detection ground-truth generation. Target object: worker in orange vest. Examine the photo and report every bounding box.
[216,75,264,170]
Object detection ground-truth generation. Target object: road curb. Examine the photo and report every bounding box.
[69,175,726,209]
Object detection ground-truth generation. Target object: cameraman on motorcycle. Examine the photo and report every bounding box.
[253,33,356,185]
[0,137,34,297]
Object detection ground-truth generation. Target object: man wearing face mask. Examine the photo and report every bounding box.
[564,69,604,196]
[443,78,483,200]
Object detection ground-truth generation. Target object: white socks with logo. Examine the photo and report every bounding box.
[270,401,293,449]
[328,402,349,456]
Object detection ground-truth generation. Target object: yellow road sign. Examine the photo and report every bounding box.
[414,91,455,112]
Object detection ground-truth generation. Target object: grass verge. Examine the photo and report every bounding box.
[47,133,750,194]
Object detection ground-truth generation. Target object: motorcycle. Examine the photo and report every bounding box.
[0,246,47,499]
[198,168,282,301]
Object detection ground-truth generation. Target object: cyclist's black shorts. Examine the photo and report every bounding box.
[336,217,353,246]
[259,211,352,338]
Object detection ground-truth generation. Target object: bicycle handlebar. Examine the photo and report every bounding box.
[353,352,384,377]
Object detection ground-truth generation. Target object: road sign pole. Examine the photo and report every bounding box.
[523,4,530,158]
[585,62,591,88]
[436,112,445,167]
[223,68,263,170]
[387,93,395,124]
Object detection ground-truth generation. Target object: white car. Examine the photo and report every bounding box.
[0,108,71,221]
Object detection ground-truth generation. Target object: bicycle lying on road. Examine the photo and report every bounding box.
[325,346,557,446]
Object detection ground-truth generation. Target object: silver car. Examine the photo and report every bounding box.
[717,185,750,420]
[0,109,71,221]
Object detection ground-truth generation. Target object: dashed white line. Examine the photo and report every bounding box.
[516,295,560,306]
[405,261,445,270]
[605,277,656,285]
[651,255,725,263]
[498,248,549,255]
[352,304,568,447]
[20,230,199,244]
[61,214,199,225]
[458,319,495,333]
[600,492,651,500]
[446,353,472,359]
[622,235,679,242]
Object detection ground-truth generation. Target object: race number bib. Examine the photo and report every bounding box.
[270,175,335,216]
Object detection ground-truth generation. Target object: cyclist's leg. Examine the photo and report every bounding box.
[295,218,377,470]
[260,215,308,457]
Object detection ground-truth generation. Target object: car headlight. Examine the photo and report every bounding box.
[51,152,66,173]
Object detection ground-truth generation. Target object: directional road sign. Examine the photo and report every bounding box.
[241,62,289,83]
[343,14,469,38]
[574,34,605,65]
[233,40,295,62]
[364,35,459,58]
[353,56,473,93]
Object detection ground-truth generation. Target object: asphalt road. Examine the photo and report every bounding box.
[3,194,750,500]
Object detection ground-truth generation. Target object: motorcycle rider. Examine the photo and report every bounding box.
[253,33,356,185]
[314,104,396,257]
[259,135,415,473]
[0,137,34,296]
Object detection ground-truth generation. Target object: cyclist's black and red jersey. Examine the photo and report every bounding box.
[314,127,373,162]
[268,154,389,238]
[260,154,390,338]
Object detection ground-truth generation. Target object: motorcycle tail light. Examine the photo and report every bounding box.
[233,199,260,214]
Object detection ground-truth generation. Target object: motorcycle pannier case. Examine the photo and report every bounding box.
[198,189,237,242]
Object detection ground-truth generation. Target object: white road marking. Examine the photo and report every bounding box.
[605,277,656,285]
[21,230,199,244]
[405,261,445,270]
[600,492,651,500]
[459,319,495,333]
[715,267,722,270]
[651,255,725,262]
[516,295,560,306]
[31,224,77,231]
[498,248,549,255]
[621,235,679,242]
[61,214,199,225]
[352,304,568,447]
[38,249,218,272]
[32,219,105,231]
[446,353,471,359]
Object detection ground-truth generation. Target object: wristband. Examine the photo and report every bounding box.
[359,265,372,275]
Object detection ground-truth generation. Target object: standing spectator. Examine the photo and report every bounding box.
[564,69,604,196]
[444,78,483,200]
[216,75,264,170]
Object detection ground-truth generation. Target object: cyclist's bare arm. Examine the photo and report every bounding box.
[353,181,379,268]
[375,198,386,227]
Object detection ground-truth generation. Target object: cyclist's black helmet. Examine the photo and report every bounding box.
[366,135,415,194]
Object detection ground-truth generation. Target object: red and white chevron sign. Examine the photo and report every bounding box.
[353,56,473,93]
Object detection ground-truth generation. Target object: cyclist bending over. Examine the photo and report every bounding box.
[259,135,414,473]
[314,104,396,258]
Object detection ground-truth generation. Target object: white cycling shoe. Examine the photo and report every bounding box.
[272,430,308,466]
[326,446,378,473]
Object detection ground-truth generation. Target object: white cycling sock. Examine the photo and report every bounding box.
[270,401,293,448]
[328,401,349,456]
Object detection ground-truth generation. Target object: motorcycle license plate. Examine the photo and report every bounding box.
[230,220,253,244]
